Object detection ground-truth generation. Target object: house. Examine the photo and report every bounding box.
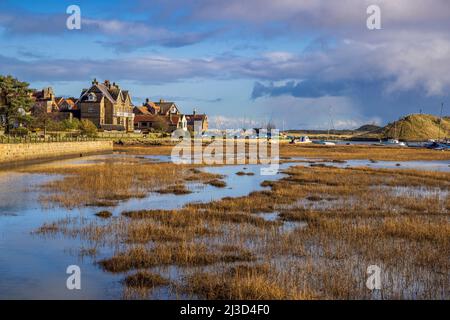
[31,87,58,114]
[186,109,208,133]
[134,113,187,133]
[135,98,180,116]
[56,97,77,111]
[133,98,187,133]
[168,114,187,132]
[78,79,134,131]
[56,97,80,119]
[29,88,75,122]
[153,99,180,116]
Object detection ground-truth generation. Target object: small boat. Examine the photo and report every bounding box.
[290,136,312,144]
[425,141,450,150]
[381,139,406,146]
[313,140,336,146]
[311,106,336,146]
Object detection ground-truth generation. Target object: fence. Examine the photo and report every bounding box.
[0,135,98,144]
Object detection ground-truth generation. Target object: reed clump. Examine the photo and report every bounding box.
[184,264,312,300]
[123,271,170,289]
[99,243,256,273]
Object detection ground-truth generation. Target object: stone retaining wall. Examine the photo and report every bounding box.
[0,141,113,166]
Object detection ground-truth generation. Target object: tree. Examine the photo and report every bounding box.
[78,119,98,137]
[152,115,170,132]
[29,106,52,135]
[0,75,34,134]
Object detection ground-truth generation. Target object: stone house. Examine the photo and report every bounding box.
[185,109,208,133]
[134,113,187,133]
[79,79,134,131]
[135,98,181,116]
[56,97,80,119]
[31,87,58,114]
[56,97,77,111]
[134,99,209,133]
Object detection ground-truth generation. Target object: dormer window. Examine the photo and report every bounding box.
[87,92,97,102]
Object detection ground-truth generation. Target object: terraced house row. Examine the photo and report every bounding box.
[4,79,208,133]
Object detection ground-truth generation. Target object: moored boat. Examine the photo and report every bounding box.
[313,140,336,146]
[381,139,406,146]
[290,136,312,144]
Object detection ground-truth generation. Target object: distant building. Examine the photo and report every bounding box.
[134,113,187,133]
[185,109,208,133]
[31,87,58,114]
[134,99,205,133]
[135,98,180,116]
[56,97,77,111]
[78,79,134,131]
[56,97,80,119]
[29,88,75,122]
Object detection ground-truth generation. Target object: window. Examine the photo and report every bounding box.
[87,93,97,102]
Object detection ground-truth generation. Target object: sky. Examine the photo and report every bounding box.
[0,0,449,129]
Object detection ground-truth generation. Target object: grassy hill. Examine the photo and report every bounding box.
[355,124,381,132]
[354,114,450,141]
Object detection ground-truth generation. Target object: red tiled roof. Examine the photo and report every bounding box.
[134,114,160,124]
[186,114,207,124]
[134,106,151,115]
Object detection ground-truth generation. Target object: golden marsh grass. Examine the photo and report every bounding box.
[31,146,450,299]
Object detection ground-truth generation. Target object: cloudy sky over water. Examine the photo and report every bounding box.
[0,0,449,129]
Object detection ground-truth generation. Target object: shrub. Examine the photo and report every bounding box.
[78,119,98,137]
[61,118,81,131]
[46,120,64,131]
[9,127,29,136]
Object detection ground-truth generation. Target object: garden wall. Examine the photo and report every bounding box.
[0,141,113,166]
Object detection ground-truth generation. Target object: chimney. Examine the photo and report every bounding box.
[160,98,164,103]
[193,108,197,116]
[104,80,110,88]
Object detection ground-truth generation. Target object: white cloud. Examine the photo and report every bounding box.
[209,115,262,130]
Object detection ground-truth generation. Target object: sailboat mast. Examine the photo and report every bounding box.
[327,106,331,139]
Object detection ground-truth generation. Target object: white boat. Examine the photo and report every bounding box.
[382,139,406,146]
[312,106,336,146]
[290,136,312,144]
[313,140,336,146]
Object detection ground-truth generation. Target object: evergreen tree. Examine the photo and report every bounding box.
[0,75,34,134]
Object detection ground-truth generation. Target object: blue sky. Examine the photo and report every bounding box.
[1,0,449,129]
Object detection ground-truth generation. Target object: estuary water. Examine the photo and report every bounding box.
[0,153,448,299]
